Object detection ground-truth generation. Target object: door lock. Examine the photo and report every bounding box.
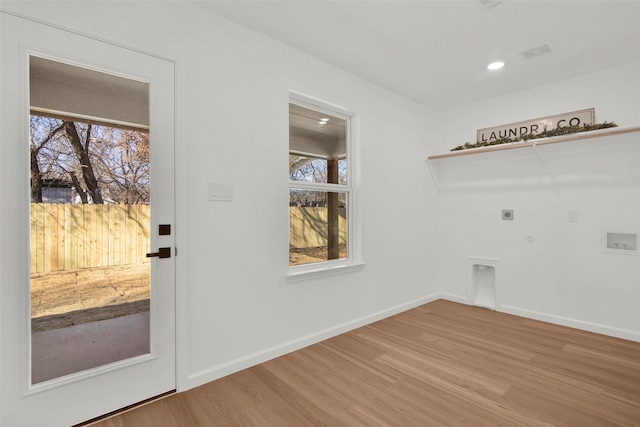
[146,247,172,259]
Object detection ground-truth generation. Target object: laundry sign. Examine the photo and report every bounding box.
[476,108,595,143]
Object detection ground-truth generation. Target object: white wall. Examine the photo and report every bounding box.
[3,4,638,415]
[432,61,640,341]
[4,1,440,389]
[171,4,441,386]
[181,11,441,386]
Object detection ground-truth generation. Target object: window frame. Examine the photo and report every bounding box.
[287,92,363,281]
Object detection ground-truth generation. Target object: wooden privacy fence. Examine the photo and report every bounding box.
[30,203,150,274]
[31,204,343,274]
[289,207,347,249]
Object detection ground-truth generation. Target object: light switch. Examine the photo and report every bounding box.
[568,209,579,222]
[208,183,234,202]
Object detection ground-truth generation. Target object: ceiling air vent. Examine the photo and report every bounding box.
[480,0,502,8]
[521,43,555,59]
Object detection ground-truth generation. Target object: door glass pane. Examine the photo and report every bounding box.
[29,57,151,384]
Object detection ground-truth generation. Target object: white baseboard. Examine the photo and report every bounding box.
[499,304,640,343]
[437,292,468,305]
[185,291,639,390]
[185,293,441,390]
[437,293,640,343]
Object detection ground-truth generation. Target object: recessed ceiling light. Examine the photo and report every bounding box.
[487,61,505,70]
[320,118,329,122]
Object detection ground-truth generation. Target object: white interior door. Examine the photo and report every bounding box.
[1,12,176,427]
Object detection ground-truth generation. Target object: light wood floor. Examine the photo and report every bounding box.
[90,300,640,426]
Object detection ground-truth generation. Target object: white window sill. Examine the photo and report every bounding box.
[286,260,365,283]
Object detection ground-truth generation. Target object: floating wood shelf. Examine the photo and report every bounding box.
[426,125,640,190]
[427,125,640,161]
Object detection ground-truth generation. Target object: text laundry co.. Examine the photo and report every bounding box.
[477,108,595,143]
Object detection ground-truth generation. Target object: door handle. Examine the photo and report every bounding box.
[146,247,172,259]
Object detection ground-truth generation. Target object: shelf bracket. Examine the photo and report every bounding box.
[532,142,549,174]
[426,159,440,191]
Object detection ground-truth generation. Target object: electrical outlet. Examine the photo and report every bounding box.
[502,209,514,220]
[568,209,579,222]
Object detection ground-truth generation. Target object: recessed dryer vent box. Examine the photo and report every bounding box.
[603,231,639,256]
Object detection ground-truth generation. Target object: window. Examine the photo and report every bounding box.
[288,94,362,279]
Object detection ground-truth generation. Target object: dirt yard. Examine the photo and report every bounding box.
[31,245,347,333]
[289,244,347,266]
[31,264,150,333]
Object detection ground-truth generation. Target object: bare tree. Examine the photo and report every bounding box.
[95,128,150,204]
[289,156,347,206]
[62,121,104,204]
[30,115,150,205]
[29,117,66,202]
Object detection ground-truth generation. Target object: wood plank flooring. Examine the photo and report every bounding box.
[90,300,640,426]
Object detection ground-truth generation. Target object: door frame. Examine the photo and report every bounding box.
[0,3,189,424]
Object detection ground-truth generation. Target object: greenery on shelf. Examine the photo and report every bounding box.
[451,121,618,152]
